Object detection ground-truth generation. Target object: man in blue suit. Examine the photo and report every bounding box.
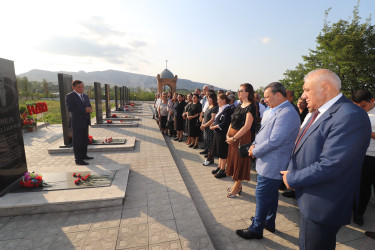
[66,80,93,165]
[281,69,371,249]
[236,82,300,239]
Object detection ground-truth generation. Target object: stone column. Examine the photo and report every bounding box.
[94,82,103,124]
[0,58,28,196]
[104,83,110,118]
[58,73,73,147]
[120,86,124,107]
[114,86,119,111]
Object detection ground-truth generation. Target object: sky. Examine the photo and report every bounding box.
[1,0,374,90]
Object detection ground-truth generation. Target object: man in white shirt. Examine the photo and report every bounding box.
[352,90,375,227]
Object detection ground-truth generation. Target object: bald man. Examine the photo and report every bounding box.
[281,69,371,249]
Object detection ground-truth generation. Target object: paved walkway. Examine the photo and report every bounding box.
[0,102,374,249]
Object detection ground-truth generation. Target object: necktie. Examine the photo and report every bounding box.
[294,110,320,151]
[80,94,86,105]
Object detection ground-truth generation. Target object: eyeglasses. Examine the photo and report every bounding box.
[238,89,247,93]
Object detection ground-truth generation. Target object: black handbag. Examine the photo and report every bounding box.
[238,143,252,157]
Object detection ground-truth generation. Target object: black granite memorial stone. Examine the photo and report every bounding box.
[94,82,103,124]
[104,84,111,118]
[114,86,119,111]
[58,73,73,147]
[122,86,126,106]
[125,87,129,104]
[0,58,28,196]
[120,87,124,107]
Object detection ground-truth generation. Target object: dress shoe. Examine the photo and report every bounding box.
[204,154,208,158]
[83,156,94,160]
[365,231,375,239]
[174,138,179,141]
[215,170,226,178]
[353,213,364,226]
[282,190,296,198]
[236,229,263,240]
[76,160,89,165]
[188,144,194,148]
[279,182,286,191]
[200,146,205,149]
[178,139,183,142]
[193,145,198,149]
[199,150,208,154]
[203,160,214,166]
[212,167,220,174]
[250,216,275,233]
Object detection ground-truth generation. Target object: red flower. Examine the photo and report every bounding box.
[73,173,77,177]
[107,120,112,124]
[112,114,117,118]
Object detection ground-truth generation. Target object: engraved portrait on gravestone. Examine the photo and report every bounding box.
[0,76,17,112]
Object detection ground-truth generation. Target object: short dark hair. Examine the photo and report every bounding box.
[192,93,200,99]
[265,82,287,98]
[352,90,373,103]
[72,80,83,87]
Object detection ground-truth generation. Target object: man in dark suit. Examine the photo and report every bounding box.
[66,80,93,165]
[281,69,371,249]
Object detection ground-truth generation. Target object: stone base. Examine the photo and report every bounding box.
[103,116,140,121]
[0,167,129,216]
[47,137,136,154]
[91,121,139,127]
[112,110,142,114]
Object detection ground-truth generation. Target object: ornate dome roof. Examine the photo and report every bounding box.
[160,68,174,79]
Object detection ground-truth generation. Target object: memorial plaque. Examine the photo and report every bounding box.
[94,82,103,124]
[58,73,73,146]
[104,84,111,118]
[114,86,119,111]
[0,58,28,196]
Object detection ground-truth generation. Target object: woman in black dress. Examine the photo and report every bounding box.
[201,93,219,161]
[209,94,234,175]
[183,94,193,145]
[174,94,186,142]
[297,97,309,123]
[226,83,257,198]
[187,93,202,149]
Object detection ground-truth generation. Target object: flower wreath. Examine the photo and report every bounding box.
[19,171,43,187]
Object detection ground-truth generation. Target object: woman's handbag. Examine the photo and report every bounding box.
[238,142,252,157]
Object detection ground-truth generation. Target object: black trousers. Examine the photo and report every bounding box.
[358,155,375,216]
[72,126,88,162]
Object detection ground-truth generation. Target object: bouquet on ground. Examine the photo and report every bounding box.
[88,135,94,144]
[111,114,118,118]
[73,173,91,185]
[19,171,43,187]
[20,113,36,129]
[107,120,112,124]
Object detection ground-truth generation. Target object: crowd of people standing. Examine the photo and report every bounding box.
[153,69,375,248]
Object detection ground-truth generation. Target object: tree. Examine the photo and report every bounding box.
[42,79,49,97]
[281,1,375,97]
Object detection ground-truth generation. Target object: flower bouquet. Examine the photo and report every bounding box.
[19,171,43,188]
[107,120,112,124]
[111,114,118,118]
[88,135,94,144]
[73,173,91,185]
[21,113,36,129]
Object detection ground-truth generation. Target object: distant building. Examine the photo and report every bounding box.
[157,66,177,95]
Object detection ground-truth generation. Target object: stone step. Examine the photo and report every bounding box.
[0,167,129,216]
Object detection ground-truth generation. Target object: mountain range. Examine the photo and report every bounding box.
[17,69,214,91]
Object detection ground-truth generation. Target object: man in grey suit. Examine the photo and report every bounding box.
[236,82,300,239]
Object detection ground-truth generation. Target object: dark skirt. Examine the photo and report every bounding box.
[188,118,201,137]
[176,115,184,131]
[212,133,228,159]
[160,116,168,129]
[226,127,252,181]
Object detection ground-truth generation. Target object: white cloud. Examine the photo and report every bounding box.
[261,37,271,44]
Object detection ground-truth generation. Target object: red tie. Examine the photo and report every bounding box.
[294,111,320,151]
